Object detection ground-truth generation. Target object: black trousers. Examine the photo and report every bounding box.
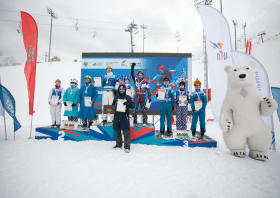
[115,129,131,149]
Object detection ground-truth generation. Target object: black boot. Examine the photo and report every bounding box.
[102,120,107,125]
[167,127,172,137]
[192,128,196,138]
[88,122,93,128]
[82,124,87,129]
[200,127,205,139]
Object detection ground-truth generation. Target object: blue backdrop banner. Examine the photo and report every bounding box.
[81,53,192,111]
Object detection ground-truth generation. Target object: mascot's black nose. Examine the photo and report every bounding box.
[239,74,246,79]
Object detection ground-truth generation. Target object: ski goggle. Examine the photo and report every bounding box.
[195,84,201,86]
[119,87,125,90]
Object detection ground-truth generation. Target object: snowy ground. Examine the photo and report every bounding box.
[0,39,280,198]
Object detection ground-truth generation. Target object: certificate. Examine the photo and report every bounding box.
[146,99,151,109]
[194,101,202,111]
[65,101,73,111]
[94,77,101,87]
[179,96,187,106]
[117,99,126,112]
[51,96,59,105]
[84,97,92,107]
[157,89,166,100]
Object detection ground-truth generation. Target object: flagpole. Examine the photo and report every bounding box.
[28,115,33,139]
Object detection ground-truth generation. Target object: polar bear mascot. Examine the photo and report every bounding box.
[219,61,277,161]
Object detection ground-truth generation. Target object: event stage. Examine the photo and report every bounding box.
[35,123,217,148]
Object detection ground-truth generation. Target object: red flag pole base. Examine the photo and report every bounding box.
[28,115,33,139]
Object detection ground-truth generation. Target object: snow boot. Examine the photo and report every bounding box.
[56,125,60,129]
[113,146,122,149]
[102,120,107,125]
[124,149,130,153]
[192,128,196,138]
[143,122,147,127]
[167,127,172,137]
[200,128,205,139]
[82,124,87,130]
[88,122,93,128]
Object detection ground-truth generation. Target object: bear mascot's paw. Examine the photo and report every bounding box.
[260,97,278,117]
[249,150,269,161]
[231,150,246,158]
[220,121,233,133]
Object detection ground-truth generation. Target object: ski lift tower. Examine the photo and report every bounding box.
[125,21,138,53]
[46,6,59,62]
[194,0,213,102]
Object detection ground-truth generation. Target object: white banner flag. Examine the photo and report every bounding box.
[232,51,276,150]
[198,5,234,121]
[0,74,4,117]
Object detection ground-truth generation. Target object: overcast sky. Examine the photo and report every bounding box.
[0,0,279,64]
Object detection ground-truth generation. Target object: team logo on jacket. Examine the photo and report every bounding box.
[209,41,228,61]
[26,45,34,63]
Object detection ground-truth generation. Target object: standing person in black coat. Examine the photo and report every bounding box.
[108,84,135,153]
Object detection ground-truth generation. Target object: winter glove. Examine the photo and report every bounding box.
[156,93,158,98]
[123,101,129,107]
[172,107,175,111]
[116,79,120,82]
[131,62,136,67]
[64,102,67,106]
[113,89,116,97]
[72,103,76,107]
[148,98,151,103]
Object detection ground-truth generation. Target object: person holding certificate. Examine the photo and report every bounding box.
[110,84,135,153]
[63,78,80,122]
[48,79,65,128]
[190,79,207,138]
[77,75,98,129]
[102,65,119,124]
[131,63,151,126]
[156,77,175,137]
[175,81,189,131]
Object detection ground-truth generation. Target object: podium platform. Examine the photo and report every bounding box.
[35,123,217,148]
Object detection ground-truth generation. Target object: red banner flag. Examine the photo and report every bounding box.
[21,12,38,115]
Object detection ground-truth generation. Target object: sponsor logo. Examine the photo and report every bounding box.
[98,62,103,66]
[121,60,127,66]
[27,45,35,63]
[209,41,228,61]
[92,63,97,66]
[6,99,14,114]
[84,62,88,67]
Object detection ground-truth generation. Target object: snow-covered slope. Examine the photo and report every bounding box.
[0,39,280,198]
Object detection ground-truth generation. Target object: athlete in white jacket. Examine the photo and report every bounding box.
[48,79,65,127]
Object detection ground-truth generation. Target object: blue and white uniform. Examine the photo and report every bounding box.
[158,85,174,132]
[190,89,207,132]
[102,72,118,120]
[48,86,65,125]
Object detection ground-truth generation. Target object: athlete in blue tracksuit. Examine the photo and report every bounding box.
[190,79,207,138]
[63,78,80,122]
[157,77,174,136]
